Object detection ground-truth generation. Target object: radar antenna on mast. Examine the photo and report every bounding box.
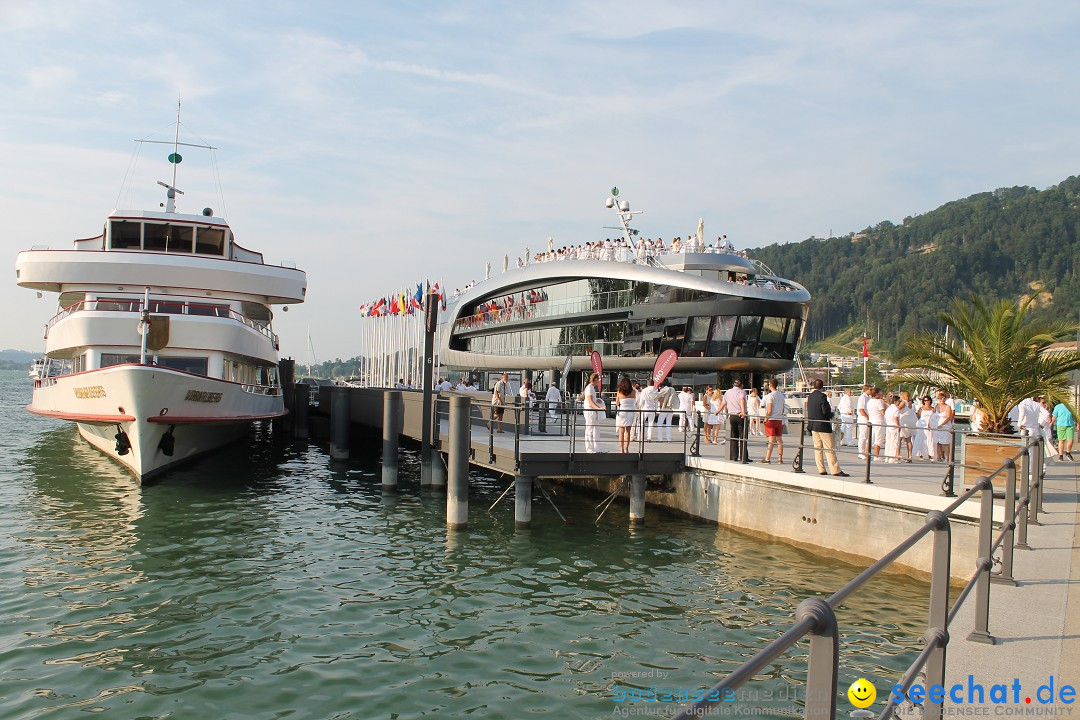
[604,186,644,248]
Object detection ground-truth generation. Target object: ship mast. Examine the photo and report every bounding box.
[604,187,644,248]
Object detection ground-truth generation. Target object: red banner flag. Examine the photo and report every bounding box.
[652,349,678,387]
[590,350,603,390]
[862,334,869,360]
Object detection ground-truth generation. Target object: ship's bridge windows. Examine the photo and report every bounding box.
[109,220,141,249]
[731,315,762,357]
[101,353,141,367]
[158,356,209,375]
[708,315,737,357]
[683,316,712,357]
[195,227,226,256]
[143,223,194,252]
[95,297,139,312]
[149,300,185,314]
[188,303,230,317]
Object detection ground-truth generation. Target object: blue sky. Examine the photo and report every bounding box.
[3,1,1079,361]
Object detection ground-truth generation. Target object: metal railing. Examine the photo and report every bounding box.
[43,299,279,348]
[670,433,1046,720]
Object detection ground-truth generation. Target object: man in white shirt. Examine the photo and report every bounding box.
[545,383,563,422]
[489,373,508,433]
[583,372,606,452]
[720,379,748,461]
[656,381,676,441]
[678,386,696,432]
[438,377,453,392]
[856,384,871,459]
[1017,395,1043,435]
[762,378,786,463]
[866,387,886,459]
[837,388,855,446]
[638,382,660,440]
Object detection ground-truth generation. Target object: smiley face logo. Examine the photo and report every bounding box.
[847,678,876,708]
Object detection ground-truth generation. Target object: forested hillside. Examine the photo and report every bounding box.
[749,175,1080,353]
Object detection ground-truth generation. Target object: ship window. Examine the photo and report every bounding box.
[149,301,184,314]
[101,353,141,367]
[708,316,737,357]
[683,316,712,357]
[158,357,209,375]
[143,223,194,253]
[759,317,787,345]
[731,315,762,357]
[660,317,687,354]
[188,303,230,317]
[110,221,141,249]
[195,227,226,255]
[95,298,138,311]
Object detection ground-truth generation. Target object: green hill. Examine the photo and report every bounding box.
[749,176,1080,354]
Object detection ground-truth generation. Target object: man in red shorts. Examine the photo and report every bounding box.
[761,378,786,464]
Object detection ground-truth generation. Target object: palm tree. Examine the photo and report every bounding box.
[893,295,1080,434]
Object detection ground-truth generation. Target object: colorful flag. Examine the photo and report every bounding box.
[862,334,869,360]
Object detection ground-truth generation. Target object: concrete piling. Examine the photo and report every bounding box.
[515,475,533,529]
[330,386,350,460]
[293,381,310,439]
[382,390,401,491]
[629,474,646,525]
[447,395,471,529]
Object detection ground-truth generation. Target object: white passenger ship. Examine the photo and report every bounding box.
[435,191,811,391]
[15,132,306,481]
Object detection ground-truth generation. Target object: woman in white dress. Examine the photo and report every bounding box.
[747,388,762,436]
[615,377,636,454]
[897,390,917,462]
[705,387,721,444]
[932,394,955,462]
[913,395,933,460]
[1039,398,1058,459]
[883,394,901,463]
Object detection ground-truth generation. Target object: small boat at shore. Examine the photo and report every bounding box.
[15,117,306,481]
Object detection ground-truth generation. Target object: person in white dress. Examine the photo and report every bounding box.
[678,386,696,432]
[856,385,872,459]
[932,391,955,462]
[883,394,901,463]
[545,383,562,422]
[706,387,723,444]
[747,388,763,436]
[583,373,606,453]
[638,382,660,441]
[913,395,932,459]
[1039,398,1058,459]
[897,390,917,462]
[837,389,856,446]
[866,388,886,460]
[615,377,637,453]
[656,381,675,441]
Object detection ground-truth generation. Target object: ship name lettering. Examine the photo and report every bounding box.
[73,385,106,399]
[185,390,223,403]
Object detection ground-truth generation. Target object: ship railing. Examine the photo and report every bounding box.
[452,289,637,334]
[43,299,279,348]
[671,419,1045,720]
[446,398,692,470]
[241,383,282,396]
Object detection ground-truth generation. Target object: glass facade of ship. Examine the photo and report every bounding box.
[448,278,805,362]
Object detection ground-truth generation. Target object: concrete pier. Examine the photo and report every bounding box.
[381,390,401,491]
[293,381,309,439]
[447,396,471,530]
[629,474,646,524]
[515,475,533,529]
[329,386,350,460]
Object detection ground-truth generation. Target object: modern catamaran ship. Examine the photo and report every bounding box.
[15,117,306,481]
[434,190,811,391]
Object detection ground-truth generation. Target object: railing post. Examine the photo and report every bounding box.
[968,476,997,644]
[488,404,496,464]
[514,398,521,464]
[793,418,806,473]
[1017,451,1031,550]
[1024,434,1040,526]
[942,429,957,497]
[795,598,838,720]
[1035,436,1046,513]
[925,510,952,720]
[863,422,873,484]
[993,460,1017,585]
[694,411,703,457]
[741,409,751,463]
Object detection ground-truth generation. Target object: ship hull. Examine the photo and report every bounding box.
[29,364,284,481]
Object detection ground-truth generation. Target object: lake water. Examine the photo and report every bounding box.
[0,370,926,718]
